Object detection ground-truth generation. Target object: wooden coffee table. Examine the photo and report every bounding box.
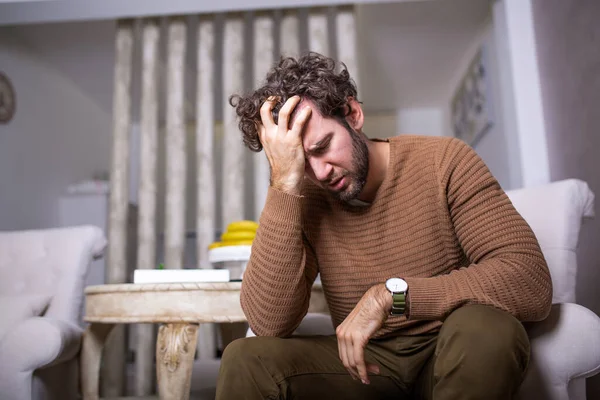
[80,282,328,400]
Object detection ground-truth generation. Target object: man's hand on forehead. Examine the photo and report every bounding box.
[258,95,312,196]
[270,96,310,129]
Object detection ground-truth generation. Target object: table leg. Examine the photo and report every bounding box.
[81,323,115,400]
[156,323,199,400]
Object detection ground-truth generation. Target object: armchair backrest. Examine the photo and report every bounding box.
[505,179,595,304]
[0,225,106,321]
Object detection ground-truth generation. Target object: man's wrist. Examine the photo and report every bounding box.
[374,283,393,314]
[271,178,302,196]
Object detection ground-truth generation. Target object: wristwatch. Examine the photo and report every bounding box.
[385,278,408,316]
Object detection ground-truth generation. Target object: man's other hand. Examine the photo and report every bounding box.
[336,284,390,384]
[259,95,312,196]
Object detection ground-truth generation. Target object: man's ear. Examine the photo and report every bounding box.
[345,97,364,131]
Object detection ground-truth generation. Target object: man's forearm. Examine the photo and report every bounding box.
[240,187,317,337]
[404,254,551,322]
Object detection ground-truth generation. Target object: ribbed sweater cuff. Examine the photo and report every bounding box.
[261,186,303,225]
[404,277,448,321]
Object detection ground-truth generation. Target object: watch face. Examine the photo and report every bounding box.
[386,278,407,293]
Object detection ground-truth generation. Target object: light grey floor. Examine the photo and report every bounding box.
[123,359,220,400]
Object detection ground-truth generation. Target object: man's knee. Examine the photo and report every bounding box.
[439,304,529,361]
[218,337,286,399]
[221,336,275,370]
[435,305,530,391]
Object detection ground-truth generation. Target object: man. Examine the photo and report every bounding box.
[216,52,552,399]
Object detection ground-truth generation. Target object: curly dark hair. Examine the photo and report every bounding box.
[229,52,358,152]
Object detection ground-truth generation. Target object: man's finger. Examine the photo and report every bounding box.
[343,334,362,382]
[257,123,267,143]
[259,97,277,129]
[352,338,369,384]
[277,95,301,133]
[289,106,312,138]
[257,125,272,161]
[337,333,358,381]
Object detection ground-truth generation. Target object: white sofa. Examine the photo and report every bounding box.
[0,225,107,400]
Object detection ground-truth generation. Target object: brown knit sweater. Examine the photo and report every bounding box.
[241,135,553,338]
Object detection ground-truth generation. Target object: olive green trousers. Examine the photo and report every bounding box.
[216,305,530,400]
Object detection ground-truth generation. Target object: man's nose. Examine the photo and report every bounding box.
[308,157,332,183]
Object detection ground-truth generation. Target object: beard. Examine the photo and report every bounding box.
[328,124,369,203]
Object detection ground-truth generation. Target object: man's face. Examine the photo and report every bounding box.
[298,102,369,202]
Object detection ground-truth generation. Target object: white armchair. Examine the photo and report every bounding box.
[508,179,600,400]
[0,225,107,400]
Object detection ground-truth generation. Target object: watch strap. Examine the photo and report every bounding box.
[390,291,406,315]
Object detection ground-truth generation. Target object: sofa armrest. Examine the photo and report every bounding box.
[525,303,600,382]
[0,317,83,372]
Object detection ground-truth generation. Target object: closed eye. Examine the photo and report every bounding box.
[312,144,328,155]
[305,145,327,161]
[307,137,331,156]
[305,132,333,158]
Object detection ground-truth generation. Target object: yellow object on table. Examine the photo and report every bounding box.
[226,220,258,232]
[221,231,255,242]
[209,220,258,250]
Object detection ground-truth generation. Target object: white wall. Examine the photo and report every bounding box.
[362,112,397,139]
[441,0,549,192]
[14,21,116,116]
[0,25,113,230]
[382,12,516,190]
[443,19,516,190]
[492,0,549,188]
[396,107,445,137]
[355,0,492,114]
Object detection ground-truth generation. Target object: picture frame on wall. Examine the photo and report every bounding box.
[451,46,494,147]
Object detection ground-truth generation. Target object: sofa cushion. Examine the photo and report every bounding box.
[0,295,51,342]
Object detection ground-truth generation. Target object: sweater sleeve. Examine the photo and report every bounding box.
[405,138,553,322]
[240,187,319,337]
